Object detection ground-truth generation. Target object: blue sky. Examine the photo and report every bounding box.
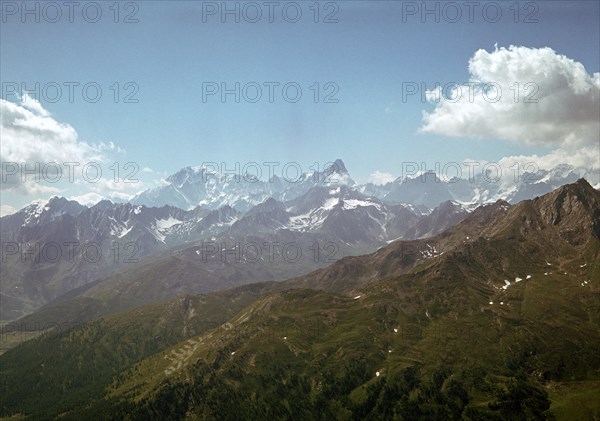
[1,1,599,211]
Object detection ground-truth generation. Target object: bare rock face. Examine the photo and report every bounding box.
[536,179,600,245]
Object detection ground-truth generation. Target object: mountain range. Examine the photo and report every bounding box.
[0,179,598,420]
[0,187,461,322]
[1,159,597,324]
[132,159,599,211]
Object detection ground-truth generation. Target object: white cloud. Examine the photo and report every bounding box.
[74,176,141,192]
[85,176,140,201]
[0,93,105,192]
[97,141,126,155]
[420,45,600,149]
[0,94,141,202]
[1,93,100,165]
[495,145,600,173]
[0,204,17,217]
[68,192,106,206]
[69,190,132,207]
[463,144,600,188]
[368,170,395,185]
[20,94,50,117]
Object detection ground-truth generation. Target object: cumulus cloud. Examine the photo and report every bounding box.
[420,45,600,149]
[0,93,146,211]
[368,170,396,185]
[20,94,50,117]
[495,145,600,173]
[0,93,101,166]
[1,93,101,192]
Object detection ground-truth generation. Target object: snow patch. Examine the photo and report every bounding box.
[156,216,182,230]
[323,197,339,210]
[109,217,132,238]
[116,225,132,238]
[342,199,381,211]
[150,216,183,242]
[420,243,440,259]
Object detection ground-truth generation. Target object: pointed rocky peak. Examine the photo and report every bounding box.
[329,159,348,174]
[320,159,355,187]
[92,199,116,210]
[477,179,600,245]
[433,200,463,213]
[558,178,598,198]
[535,178,600,226]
